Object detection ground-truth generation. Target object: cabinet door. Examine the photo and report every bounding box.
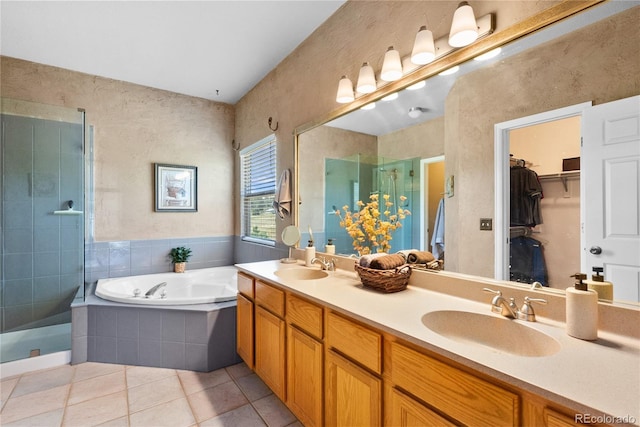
[325,349,381,427]
[287,325,323,427]
[255,306,286,400]
[236,293,254,369]
[386,386,456,427]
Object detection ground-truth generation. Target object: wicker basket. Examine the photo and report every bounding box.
[354,263,412,293]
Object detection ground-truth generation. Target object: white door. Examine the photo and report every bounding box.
[583,95,640,303]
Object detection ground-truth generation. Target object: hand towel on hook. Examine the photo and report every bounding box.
[273,169,292,219]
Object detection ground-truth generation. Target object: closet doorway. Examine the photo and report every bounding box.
[494,102,591,290]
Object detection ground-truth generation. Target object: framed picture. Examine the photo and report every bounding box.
[154,163,197,212]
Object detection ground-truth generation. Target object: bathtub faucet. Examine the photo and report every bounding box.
[145,282,167,298]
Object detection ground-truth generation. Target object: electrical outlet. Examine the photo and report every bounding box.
[480,218,492,230]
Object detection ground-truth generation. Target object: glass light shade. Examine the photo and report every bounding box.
[448,2,479,47]
[380,46,403,81]
[406,80,426,91]
[439,65,460,76]
[381,92,398,102]
[361,102,376,110]
[336,76,354,103]
[473,47,502,61]
[356,62,377,94]
[411,26,436,65]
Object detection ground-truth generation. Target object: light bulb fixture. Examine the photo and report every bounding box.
[408,107,429,118]
[381,92,398,102]
[439,65,460,76]
[380,46,403,82]
[406,80,426,91]
[361,102,376,110]
[356,62,377,94]
[336,75,355,103]
[473,47,502,61]
[411,26,436,65]
[449,1,479,47]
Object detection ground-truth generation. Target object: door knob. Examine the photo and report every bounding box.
[589,246,602,255]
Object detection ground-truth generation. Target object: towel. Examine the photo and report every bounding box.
[431,198,445,259]
[273,169,292,219]
[407,251,435,264]
[359,253,387,268]
[369,254,406,270]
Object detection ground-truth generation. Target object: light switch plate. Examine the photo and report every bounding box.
[480,218,492,230]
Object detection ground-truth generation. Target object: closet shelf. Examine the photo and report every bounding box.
[538,171,579,192]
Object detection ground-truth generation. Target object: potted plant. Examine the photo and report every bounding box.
[169,246,192,273]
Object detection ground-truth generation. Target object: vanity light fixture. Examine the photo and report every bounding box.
[361,102,376,110]
[381,92,399,102]
[406,80,426,91]
[448,1,479,47]
[380,46,403,81]
[473,47,502,61]
[439,65,460,76]
[411,26,436,65]
[336,75,355,103]
[408,107,429,118]
[356,62,377,94]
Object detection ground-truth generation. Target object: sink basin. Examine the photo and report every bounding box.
[421,310,560,357]
[274,268,329,281]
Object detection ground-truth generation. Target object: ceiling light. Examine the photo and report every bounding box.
[380,46,403,81]
[356,62,377,94]
[381,93,398,102]
[336,76,354,103]
[361,102,376,110]
[439,65,460,76]
[473,47,502,61]
[406,81,426,91]
[411,26,436,65]
[408,107,429,118]
[449,1,479,47]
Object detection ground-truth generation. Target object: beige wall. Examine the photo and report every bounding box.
[1,57,235,242]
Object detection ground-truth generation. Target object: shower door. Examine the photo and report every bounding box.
[1,98,85,363]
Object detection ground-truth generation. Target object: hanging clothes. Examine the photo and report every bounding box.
[510,165,543,227]
[510,236,548,286]
[431,198,445,260]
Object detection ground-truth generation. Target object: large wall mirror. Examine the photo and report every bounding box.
[295,1,639,305]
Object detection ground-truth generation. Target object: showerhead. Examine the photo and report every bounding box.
[408,106,429,118]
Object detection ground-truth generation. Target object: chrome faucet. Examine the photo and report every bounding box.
[311,256,336,271]
[145,282,167,298]
[517,296,547,322]
[483,288,519,319]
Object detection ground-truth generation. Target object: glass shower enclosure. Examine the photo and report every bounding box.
[1,98,85,364]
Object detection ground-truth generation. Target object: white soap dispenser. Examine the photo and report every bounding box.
[585,267,614,302]
[305,240,316,267]
[325,238,335,255]
[566,273,598,341]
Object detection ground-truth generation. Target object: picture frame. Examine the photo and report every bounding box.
[154,163,197,212]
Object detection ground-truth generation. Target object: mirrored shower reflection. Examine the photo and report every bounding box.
[1,98,85,363]
[324,154,419,255]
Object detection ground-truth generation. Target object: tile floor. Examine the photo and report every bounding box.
[0,362,300,427]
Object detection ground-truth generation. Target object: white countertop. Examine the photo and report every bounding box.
[236,259,640,425]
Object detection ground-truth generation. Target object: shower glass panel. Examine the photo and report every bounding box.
[325,154,417,255]
[1,98,85,364]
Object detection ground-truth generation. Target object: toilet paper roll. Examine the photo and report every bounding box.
[586,280,614,302]
[566,287,598,341]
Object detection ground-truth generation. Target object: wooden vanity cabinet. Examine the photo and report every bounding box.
[236,273,255,368]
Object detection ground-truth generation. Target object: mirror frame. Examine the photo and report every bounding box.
[293,0,603,241]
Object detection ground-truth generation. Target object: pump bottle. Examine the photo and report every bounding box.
[566,273,598,340]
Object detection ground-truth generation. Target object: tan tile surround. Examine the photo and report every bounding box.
[0,362,300,427]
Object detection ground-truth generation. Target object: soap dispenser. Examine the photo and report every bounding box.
[585,267,614,302]
[305,240,316,267]
[566,273,598,340]
[325,238,335,255]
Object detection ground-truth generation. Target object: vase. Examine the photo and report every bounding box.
[174,262,186,273]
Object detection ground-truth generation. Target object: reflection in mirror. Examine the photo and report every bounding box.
[296,2,639,303]
[281,225,301,264]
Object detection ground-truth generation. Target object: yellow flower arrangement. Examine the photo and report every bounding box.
[336,193,410,255]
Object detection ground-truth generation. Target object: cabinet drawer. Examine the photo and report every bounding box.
[237,272,254,298]
[327,312,382,374]
[390,342,519,426]
[287,294,323,339]
[255,280,285,317]
[386,386,456,427]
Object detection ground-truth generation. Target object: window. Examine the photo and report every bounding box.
[240,135,277,244]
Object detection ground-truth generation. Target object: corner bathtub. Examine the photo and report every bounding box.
[95,266,237,305]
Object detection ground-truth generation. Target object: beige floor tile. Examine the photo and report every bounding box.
[225,362,253,380]
[127,375,184,414]
[0,384,69,424]
[0,407,64,427]
[253,394,297,427]
[11,365,74,398]
[1,377,19,409]
[199,403,267,427]
[125,366,176,389]
[73,362,125,383]
[285,421,304,427]
[62,390,128,426]
[187,380,248,423]
[68,370,126,406]
[129,397,195,427]
[177,368,232,395]
[235,373,272,402]
[95,415,130,426]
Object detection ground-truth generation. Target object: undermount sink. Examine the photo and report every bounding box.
[421,310,560,357]
[274,268,329,281]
